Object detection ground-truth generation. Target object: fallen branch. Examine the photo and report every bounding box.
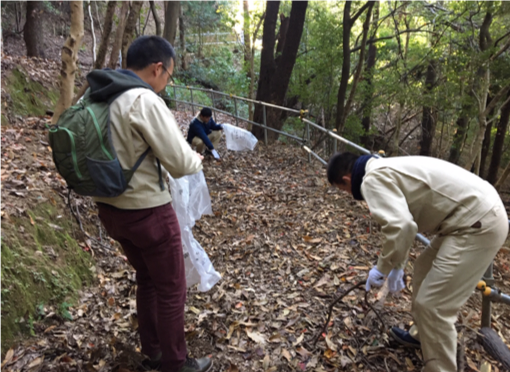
[311,280,366,348]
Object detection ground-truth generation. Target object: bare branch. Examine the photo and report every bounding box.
[351,2,371,25]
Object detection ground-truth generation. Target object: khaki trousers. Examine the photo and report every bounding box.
[191,130,222,154]
[411,202,508,372]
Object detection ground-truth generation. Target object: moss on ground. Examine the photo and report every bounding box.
[1,203,95,355]
[5,67,59,117]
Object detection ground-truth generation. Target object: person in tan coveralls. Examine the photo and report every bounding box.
[327,152,508,372]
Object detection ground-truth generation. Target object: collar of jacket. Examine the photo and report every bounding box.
[351,155,375,201]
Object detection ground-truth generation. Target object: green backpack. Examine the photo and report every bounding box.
[48,74,163,197]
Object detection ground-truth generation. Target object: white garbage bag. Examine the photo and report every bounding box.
[222,123,258,151]
[168,171,221,292]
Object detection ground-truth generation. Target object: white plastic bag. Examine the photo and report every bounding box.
[222,123,258,151]
[168,171,221,292]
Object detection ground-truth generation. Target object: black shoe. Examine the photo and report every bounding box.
[141,356,161,371]
[178,356,213,372]
[389,327,421,348]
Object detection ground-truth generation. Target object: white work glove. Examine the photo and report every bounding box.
[387,268,405,294]
[366,267,386,291]
[211,149,220,159]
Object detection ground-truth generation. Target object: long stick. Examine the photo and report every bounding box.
[311,280,366,347]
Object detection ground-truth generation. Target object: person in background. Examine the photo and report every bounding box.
[90,35,213,372]
[186,107,223,160]
[326,152,508,372]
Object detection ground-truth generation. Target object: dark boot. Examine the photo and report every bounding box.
[178,356,213,372]
[389,327,421,348]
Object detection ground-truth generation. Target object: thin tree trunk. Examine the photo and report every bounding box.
[361,2,379,149]
[248,12,265,125]
[448,98,471,164]
[178,5,186,70]
[480,94,495,177]
[419,61,437,156]
[487,90,510,184]
[121,1,144,69]
[24,1,44,57]
[52,1,84,124]
[87,1,97,64]
[494,161,510,191]
[149,1,162,36]
[0,7,4,58]
[334,2,373,133]
[94,1,103,37]
[108,1,129,69]
[243,0,251,70]
[94,1,116,70]
[163,1,180,46]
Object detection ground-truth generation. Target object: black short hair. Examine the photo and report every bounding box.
[200,107,212,117]
[327,152,360,185]
[126,35,176,70]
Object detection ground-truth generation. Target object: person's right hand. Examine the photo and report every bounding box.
[366,267,386,291]
[211,149,220,159]
[196,152,204,161]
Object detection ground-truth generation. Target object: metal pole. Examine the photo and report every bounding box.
[211,91,217,122]
[263,105,268,146]
[234,97,239,126]
[306,120,311,163]
[190,88,195,115]
[481,262,494,328]
[333,129,338,154]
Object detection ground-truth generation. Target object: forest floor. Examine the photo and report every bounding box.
[1,89,510,371]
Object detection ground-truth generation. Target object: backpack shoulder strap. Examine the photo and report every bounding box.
[130,148,165,192]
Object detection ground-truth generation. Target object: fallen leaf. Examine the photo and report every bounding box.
[246,329,266,344]
[1,349,14,367]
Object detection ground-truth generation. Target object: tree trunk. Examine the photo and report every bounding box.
[94,1,116,70]
[163,1,180,46]
[479,119,493,177]
[87,1,97,63]
[480,94,495,177]
[252,1,308,142]
[494,161,510,191]
[0,7,4,58]
[487,90,510,184]
[24,1,44,57]
[334,2,374,133]
[248,12,265,124]
[108,1,129,69]
[419,61,437,156]
[243,0,251,68]
[361,2,379,149]
[121,1,144,69]
[178,4,186,70]
[52,1,84,124]
[465,11,493,173]
[149,1,162,36]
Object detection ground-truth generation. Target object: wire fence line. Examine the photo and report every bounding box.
[167,84,358,163]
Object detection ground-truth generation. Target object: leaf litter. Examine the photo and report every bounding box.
[1,60,510,372]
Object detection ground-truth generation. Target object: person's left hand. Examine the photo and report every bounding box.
[387,268,405,294]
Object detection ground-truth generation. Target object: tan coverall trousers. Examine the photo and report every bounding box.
[411,202,508,372]
[191,130,222,154]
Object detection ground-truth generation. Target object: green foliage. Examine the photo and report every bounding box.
[1,203,94,354]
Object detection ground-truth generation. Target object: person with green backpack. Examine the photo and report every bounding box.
[50,36,212,372]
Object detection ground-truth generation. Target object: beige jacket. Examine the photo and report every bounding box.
[94,88,202,209]
[361,156,501,275]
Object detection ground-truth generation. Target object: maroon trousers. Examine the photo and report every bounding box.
[98,202,187,372]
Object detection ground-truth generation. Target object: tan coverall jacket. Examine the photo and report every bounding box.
[361,156,508,372]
